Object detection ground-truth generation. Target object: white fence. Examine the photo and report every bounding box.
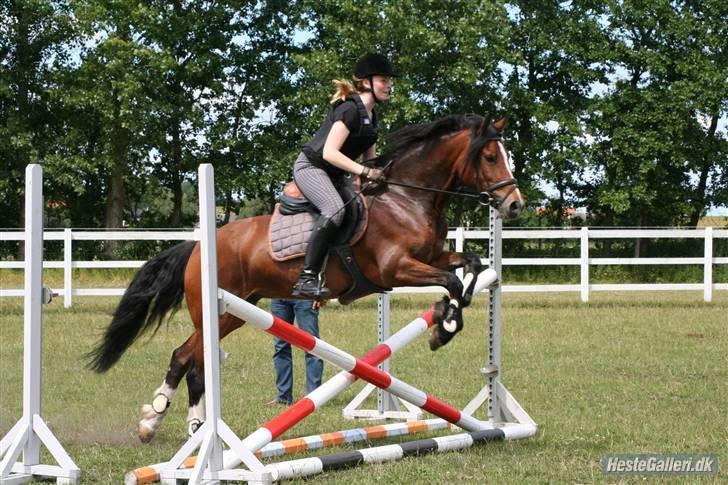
[1,227,726,306]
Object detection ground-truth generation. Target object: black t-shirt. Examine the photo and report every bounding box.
[302,95,379,177]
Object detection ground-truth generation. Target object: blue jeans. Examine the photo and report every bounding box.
[270,299,324,404]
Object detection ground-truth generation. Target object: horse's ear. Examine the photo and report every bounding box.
[493,117,508,131]
[478,115,492,136]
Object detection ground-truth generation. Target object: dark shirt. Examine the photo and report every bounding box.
[302,94,378,177]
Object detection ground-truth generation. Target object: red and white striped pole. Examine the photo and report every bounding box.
[238,269,497,459]
[125,268,498,485]
[221,277,497,436]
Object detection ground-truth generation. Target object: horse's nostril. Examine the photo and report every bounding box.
[509,200,523,215]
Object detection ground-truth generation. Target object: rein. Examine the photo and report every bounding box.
[376,132,519,208]
[382,179,497,205]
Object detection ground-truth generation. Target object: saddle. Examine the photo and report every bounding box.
[269,179,391,303]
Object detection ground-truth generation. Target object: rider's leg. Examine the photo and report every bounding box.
[293,216,338,298]
[292,155,345,299]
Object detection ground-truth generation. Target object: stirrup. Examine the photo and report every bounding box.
[292,273,331,300]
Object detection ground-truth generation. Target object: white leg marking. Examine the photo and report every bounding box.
[187,394,206,436]
[462,272,474,297]
[443,299,459,333]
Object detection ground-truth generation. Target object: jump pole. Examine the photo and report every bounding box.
[0,165,80,485]
[126,270,497,485]
[126,418,452,484]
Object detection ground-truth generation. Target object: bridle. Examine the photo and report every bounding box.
[465,133,519,208]
[375,133,519,208]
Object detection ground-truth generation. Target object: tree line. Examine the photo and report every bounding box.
[2,0,726,244]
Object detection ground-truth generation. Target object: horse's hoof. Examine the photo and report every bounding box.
[138,422,156,443]
[188,418,203,436]
[428,330,442,351]
[138,404,160,443]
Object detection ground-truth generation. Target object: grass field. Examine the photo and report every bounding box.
[1,290,726,484]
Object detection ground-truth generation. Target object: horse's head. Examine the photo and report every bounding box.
[460,116,524,220]
[381,114,524,220]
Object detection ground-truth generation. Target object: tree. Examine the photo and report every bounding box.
[203,2,300,222]
[0,0,76,232]
[584,0,728,228]
[501,1,610,226]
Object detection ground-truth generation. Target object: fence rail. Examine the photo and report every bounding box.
[1,227,726,306]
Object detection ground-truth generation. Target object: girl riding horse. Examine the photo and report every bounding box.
[292,53,394,299]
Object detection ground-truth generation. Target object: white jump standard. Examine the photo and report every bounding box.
[1,165,80,485]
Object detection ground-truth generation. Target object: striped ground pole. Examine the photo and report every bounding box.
[268,428,508,481]
[267,421,538,481]
[124,419,450,485]
[222,289,491,432]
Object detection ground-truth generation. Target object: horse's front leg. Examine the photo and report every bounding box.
[388,257,465,351]
[430,251,485,308]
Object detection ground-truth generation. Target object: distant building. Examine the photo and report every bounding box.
[535,206,588,222]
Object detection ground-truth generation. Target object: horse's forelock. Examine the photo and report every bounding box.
[467,118,502,167]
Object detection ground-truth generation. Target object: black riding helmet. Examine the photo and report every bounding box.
[353,53,398,103]
[354,53,399,78]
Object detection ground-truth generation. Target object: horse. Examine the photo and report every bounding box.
[87,114,524,443]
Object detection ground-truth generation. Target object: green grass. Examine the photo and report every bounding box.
[1,291,726,484]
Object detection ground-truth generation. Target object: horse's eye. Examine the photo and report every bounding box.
[484,154,496,163]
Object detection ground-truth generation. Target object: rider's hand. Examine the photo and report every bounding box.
[362,167,385,182]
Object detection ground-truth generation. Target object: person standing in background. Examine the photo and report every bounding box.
[268,299,324,405]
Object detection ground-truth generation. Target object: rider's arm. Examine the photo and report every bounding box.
[322,121,367,176]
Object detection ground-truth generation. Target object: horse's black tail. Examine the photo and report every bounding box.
[86,241,196,373]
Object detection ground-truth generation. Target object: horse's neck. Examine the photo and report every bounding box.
[386,132,467,211]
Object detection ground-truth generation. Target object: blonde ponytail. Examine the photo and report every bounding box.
[330,78,365,103]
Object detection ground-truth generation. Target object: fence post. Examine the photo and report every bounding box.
[455,226,464,280]
[704,227,713,303]
[580,227,589,302]
[64,228,72,308]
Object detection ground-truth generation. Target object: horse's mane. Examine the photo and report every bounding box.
[381,114,487,161]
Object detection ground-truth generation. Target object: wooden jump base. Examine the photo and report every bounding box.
[1,165,80,485]
[144,165,535,484]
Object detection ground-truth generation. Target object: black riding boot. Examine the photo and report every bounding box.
[292,217,338,299]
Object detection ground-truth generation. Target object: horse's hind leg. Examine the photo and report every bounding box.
[183,311,249,436]
[185,354,205,436]
[138,333,198,443]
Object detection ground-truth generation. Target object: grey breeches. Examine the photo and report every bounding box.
[293,153,347,226]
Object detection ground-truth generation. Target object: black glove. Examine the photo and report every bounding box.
[361,167,386,182]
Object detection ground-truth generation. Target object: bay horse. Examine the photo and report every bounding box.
[88,114,524,443]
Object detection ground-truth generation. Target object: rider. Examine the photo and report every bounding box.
[291,53,396,299]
